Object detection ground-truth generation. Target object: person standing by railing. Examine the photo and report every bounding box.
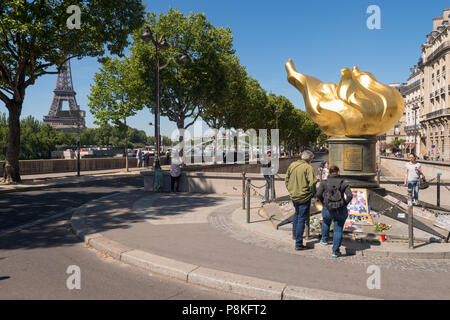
[404,153,423,205]
[136,149,142,168]
[261,150,273,203]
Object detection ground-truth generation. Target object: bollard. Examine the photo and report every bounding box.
[437,172,441,207]
[242,172,246,209]
[246,178,251,223]
[407,187,414,249]
[271,175,276,201]
[377,168,380,186]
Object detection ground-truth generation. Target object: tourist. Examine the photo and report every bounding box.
[316,165,353,258]
[144,151,150,167]
[404,153,423,204]
[166,149,171,165]
[261,150,273,203]
[285,150,317,250]
[170,156,182,192]
[136,149,142,168]
[321,161,329,181]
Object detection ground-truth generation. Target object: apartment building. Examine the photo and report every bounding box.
[418,8,450,160]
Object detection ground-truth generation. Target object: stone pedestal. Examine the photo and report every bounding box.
[328,136,378,188]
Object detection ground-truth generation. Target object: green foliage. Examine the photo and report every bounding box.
[128,8,235,130]
[88,56,143,126]
[0,0,145,181]
[393,139,406,149]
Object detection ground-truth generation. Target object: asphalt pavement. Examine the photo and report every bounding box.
[0,178,242,299]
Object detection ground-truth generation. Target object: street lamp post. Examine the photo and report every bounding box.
[141,27,190,168]
[274,108,280,157]
[141,27,170,169]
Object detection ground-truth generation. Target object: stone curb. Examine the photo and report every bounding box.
[0,173,141,194]
[232,208,450,260]
[70,193,378,300]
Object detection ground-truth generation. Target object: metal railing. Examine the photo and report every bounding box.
[242,172,277,223]
[426,108,450,119]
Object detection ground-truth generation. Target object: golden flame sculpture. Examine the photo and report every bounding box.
[285,59,404,136]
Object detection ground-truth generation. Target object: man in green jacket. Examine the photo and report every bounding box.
[285,150,317,250]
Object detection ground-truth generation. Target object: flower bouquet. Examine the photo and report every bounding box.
[374,222,391,232]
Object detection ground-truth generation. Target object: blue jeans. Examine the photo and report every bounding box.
[293,199,311,247]
[407,181,419,201]
[321,206,348,253]
[264,175,272,201]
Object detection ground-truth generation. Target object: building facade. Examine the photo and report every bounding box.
[418,8,450,161]
[403,65,422,156]
[377,83,407,156]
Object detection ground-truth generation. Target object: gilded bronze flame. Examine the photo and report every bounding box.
[285,59,404,136]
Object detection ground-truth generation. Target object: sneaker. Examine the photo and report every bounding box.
[319,241,329,246]
[295,245,308,251]
[332,251,342,258]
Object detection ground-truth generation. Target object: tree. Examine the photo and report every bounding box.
[0,0,144,183]
[128,8,235,144]
[88,57,145,171]
[200,55,247,131]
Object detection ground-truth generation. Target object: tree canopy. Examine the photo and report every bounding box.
[0,0,145,182]
[128,8,235,133]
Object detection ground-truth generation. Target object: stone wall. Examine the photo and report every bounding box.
[142,171,290,197]
[0,157,154,176]
[181,156,301,175]
[1,155,302,177]
[380,156,450,181]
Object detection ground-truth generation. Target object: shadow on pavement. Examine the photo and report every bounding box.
[84,192,229,231]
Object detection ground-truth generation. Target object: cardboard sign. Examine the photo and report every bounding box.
[279,202,295,216]
[434,215,450,232]
[384,195,436,222]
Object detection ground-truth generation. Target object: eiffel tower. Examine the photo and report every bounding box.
[43,59,86,132]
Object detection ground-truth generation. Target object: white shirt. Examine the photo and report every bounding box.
[405,162,421,182]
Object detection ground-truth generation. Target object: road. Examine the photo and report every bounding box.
[0,178,241,299]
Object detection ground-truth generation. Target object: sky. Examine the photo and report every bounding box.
[16,0,450,138]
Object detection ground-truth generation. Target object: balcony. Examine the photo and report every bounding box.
[404,125,421,131]
[424,41,450,64]
[426,108,450,119]
[402,80,420,93]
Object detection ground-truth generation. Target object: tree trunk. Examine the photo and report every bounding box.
[3,101,22,183]
[177,119,185,160]
[124,117,129,172]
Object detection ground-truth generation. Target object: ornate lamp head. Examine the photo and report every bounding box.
[285,59,404,136]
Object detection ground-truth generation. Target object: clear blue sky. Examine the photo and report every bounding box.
[18,0,449,137]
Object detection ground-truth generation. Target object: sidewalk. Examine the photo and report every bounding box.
[71,191,450,300]
[0,166,167,194]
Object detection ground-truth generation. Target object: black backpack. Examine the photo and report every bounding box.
[323,180,345,210]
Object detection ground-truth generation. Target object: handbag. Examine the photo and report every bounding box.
[418,174,429,190]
